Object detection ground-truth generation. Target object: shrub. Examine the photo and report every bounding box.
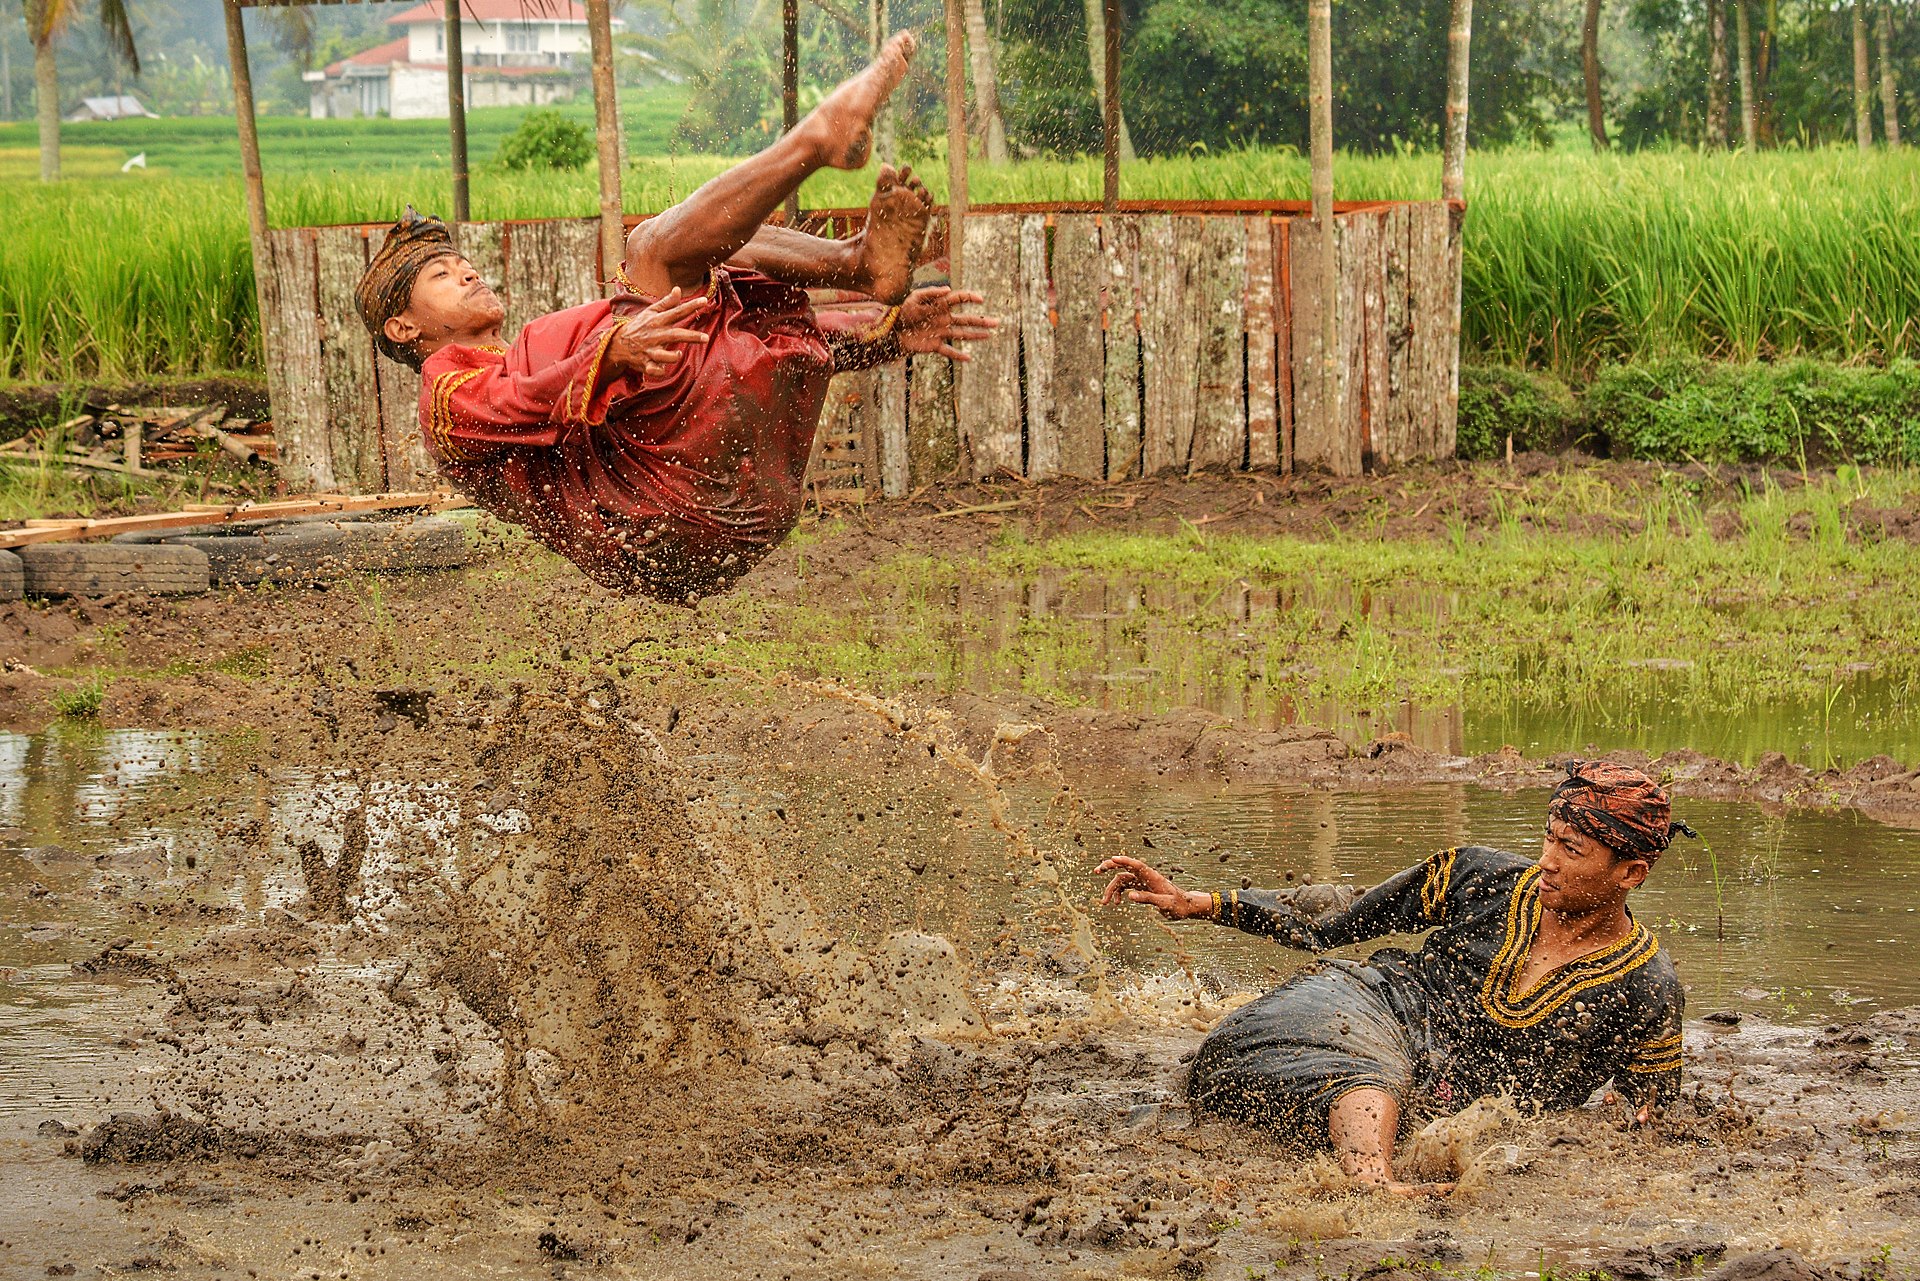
[1584,359,1920,465]
[1455,365,1578,459]
[493,110,594,172]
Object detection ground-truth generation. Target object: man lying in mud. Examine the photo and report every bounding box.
[1099,761,1694,1195]
[353,32,995,603]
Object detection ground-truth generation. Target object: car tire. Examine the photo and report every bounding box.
[20,544,211,597]
[113,515,471,586]
[0,550,23,602]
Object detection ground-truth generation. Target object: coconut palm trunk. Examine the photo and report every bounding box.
[1877,1,1900,147]
[1853,0,1873,149]
[1082,0,1132,162]
[1582,0,1608,151]
[27,0,60,182]
[1706,0,1729,148]
[961,0,1008,161]
[1735,0,1757,147]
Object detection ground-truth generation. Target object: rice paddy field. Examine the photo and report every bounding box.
[3,96,1919,384]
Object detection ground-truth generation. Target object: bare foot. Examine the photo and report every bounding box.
[856,164,932,303]
[795,31,918,170]
[1382,1179,1456,1198]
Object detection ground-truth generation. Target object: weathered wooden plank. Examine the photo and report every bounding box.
[265,228,336,492]
[1244,217,1279,471]
[256,229,295,491]
[1288,216,1332,473]
[875,362,909,498]
[375,355,431,491]
[1439,205,1463,460]
[1051,214,1105,480]
[1018,215,1059,480]
[1337,212,1369,474]
[1407,202,1451,462]
[1100,215,1143,481]
[1360,210,1388,468]
[1276,219,1294,473]
[504,219,600,335]
[313,226,385,493]
[1137,215,1182,475]
[457,222,507,307]
[907,354,959,487]
[955,215,1023,477]
[1381,204,1414,465]
[806,371,871,496]
[1189,217,1247,473]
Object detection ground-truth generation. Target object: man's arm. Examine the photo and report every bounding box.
[1096,851,1453,954]
[815,286,998,373]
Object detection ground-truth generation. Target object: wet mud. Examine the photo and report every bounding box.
[1,466,1917,1277]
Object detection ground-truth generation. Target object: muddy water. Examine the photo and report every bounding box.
[4,713,1919,1279]
[841,571,1919,767]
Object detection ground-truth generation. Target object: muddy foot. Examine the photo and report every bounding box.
[856,164,931,304]
[795,31,918,170]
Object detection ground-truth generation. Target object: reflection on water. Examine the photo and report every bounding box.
[833,570,1917,768]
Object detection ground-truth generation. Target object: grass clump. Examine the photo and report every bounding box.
[1456,366,1579,459]
[52,675,107,719]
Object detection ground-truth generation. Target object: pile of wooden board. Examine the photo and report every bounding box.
[0,404,276,483]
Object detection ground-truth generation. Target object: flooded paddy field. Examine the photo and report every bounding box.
[1,462,1919,1279]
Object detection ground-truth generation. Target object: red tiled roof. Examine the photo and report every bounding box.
[325,35,410,76]
[385,0,588,25]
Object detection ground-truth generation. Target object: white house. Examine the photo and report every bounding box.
[304,0,617,121]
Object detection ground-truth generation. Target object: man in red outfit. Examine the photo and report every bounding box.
[355,32,993,602]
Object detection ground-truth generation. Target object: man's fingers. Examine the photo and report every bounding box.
[648,296,712,323]
[650,328,710,346]
[940,345,971,361]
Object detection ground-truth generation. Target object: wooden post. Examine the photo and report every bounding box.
[870,0,895,161]
[1308,0,1341,470]
[221,0,271,350]
[1101,0,1120,212]
[585,0,624,291]
[445,0,469,221]
[1442,0,1472,463]
[945,0,968,287]
[1442,0,1471,203]
[783,0,800,222]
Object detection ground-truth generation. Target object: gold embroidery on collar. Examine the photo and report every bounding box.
[1477,866,1661,1029]
[1420,847,1458,924]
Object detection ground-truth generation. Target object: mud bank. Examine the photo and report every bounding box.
[3,682,1917,1279]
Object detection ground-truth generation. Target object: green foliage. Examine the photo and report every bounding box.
[1456,366,1579,460]
[492,110,595,172]
[1586,360,1920,465]
[52,675,107,720]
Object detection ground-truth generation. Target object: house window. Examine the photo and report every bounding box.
[505,23,538,52]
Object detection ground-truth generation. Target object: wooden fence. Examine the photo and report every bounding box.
[258,200,1460,496]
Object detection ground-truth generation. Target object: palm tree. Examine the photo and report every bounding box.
[1581,0,1607,150]
[1081,0,1131,162]
[23,0,139,181]
[960,0,1006,160]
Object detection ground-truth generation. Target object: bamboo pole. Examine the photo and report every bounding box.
[445,0,468,221]
[1101,0,1120,212]
[1878,1,1901,147]
[870,0,895,162]
[220,0,270,329]
[944,0,968,287]
[1736,0,1757,148]
[1308,0,1338,466]
[783,0,799,222]
[585,0,624,291]
[1854,0,1873,150]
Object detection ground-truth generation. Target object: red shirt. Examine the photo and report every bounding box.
[419,268,833,600]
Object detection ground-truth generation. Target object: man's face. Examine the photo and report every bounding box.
[383,254,505,355]
[1536,816,1648,915]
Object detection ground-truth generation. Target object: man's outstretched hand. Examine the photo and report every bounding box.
[897,286,998,361]
[1096,855,1214,921]
[610,287,713,380]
